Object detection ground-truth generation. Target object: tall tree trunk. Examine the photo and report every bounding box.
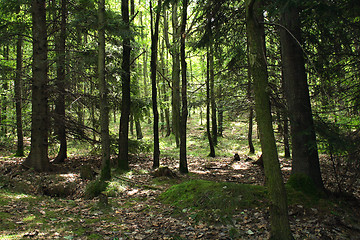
[135,119,143,139]
[15,35,24,157]
[206,50,215,157]
[150,0,162,169]
[179,0,189,174]
[209,41,217,146]
[279,3,324,190]
[171,2,181,147]
[54,0,68,163]
[246,0,293,239]
[118,0,132,170]
[23,0,50,171]
[247,51,255,154]
[98,0,111,181]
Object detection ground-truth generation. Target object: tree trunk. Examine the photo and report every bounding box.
[179,0,189,174]
[150,0,162,169]
[54,0,68,163]
[118,0,132,171]
[135,119,143,140]
[279,3,324,190]
[209,42,217,146]
[248,107,255,154]
[22,0,50,171]
[15,35,24,157]
[98,0,111,181]
[246,0,293,239]
[206,50,215,157]
[171,2,181,147]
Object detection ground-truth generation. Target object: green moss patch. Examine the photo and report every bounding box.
[160,179,267,223]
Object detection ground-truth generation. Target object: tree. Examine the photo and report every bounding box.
[246,0,293,239]
[279,2,324,190]
[53,0,68,163]
[98,0,111,181]
[22,0,50,172]
[15,34,24,157]
[179,0,189,174]
[118,0,132,171]
[206,50,215,157]
[150,0,162,169]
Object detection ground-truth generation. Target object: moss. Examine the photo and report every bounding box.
[160,179,267,223]
[286,173,321,198]
[84,179,108,199]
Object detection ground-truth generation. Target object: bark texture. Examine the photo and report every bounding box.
[280,3,324,189]
[246,0,293,239]
[23,0,50,172]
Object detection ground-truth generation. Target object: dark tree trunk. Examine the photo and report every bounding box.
[98,0,111,181]
[135,119,143,140]
[15,35,24,157]
[150,0,162,169]
[246,0,293,238]
[118,0,132,171]
[171,2,181,147]
[206,50,215,157]
[179,0,189,174]
[23,0,50,171]
[280,4,324,190]
[209,43,217,146]
[54,0,68,164]
[248,107,255,154]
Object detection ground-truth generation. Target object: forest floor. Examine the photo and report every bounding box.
[0,120,360,239]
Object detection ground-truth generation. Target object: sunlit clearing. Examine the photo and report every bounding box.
[0,233,23,239]
[58,173,78,182]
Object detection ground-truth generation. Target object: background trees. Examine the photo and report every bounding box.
[0,0,358,207]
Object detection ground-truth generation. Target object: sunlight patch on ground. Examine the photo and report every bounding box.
[232,162,251,170]
[58,173,78,182]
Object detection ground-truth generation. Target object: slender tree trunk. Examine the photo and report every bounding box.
[150,0,162,169]
[118,0,132,171]
[209,42,217,146]
[206,50,215,157]
[54,0,68,163]
[279,3,324,189]
[179,0,189,174]
[246,0,293,239]
[135,119,143,139]
[171,2,181,147]
[247,50,255,154]
[15,35,24,157]
[23,0,50,171]
[98,0,111,181]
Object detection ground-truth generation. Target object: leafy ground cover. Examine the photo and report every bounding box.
[0,118,359,239]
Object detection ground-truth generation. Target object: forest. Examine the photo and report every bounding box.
[0,0,359,239]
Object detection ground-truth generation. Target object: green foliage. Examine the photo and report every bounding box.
[84,179,108,199]
[160,179,267,223]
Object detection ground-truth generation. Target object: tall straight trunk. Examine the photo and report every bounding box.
[135,119,143,139]
[280,4,324,189]
[283,115,291,158]
[118,0,131,170]
[209,40,217,146]
[246,0,293,239]
[15,35,24,157]
[179,0,188,174]
[23,0,50,171]
[171,2,181,147]
[54,0,67,163]
[150,0,162,169]
[247,51,255,154]
[206,50,215,157]
[98,0,111,181]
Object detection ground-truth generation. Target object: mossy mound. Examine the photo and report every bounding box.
[160,179,267,223]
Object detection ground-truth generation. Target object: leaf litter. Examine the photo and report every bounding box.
[0,153,359,239]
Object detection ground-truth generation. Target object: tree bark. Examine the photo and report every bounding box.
[54,0,68,163]
[98,0,111,181]
[15,35,24,157]
[209,43,217,146]
[23,0,50,171]
[150,0,162,169]
[179,0,189,174]
[206,50,215,157]
[171,2,181,147]
[246,0,293,239]
[118,0,132,171]
[279,3,324,189]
